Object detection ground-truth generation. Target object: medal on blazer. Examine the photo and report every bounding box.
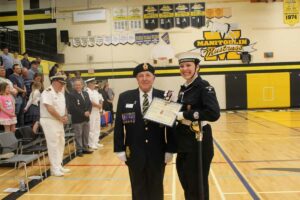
[122,112,136,124]
[77,99,80,105]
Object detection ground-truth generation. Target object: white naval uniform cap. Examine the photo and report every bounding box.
[175,51,201,64]
[85,77,96,84]
[50,74,67,84]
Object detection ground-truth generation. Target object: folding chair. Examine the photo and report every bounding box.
[64,114,76,159]
[0,132,43,191]
[18,126,48,177]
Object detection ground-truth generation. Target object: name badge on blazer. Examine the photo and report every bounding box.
[122,112,136,124]
[126,104,134,108]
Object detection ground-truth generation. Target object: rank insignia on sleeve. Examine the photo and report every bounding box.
[205,86,215,93]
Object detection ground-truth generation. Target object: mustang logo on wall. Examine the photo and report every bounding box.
[194,20,256,61]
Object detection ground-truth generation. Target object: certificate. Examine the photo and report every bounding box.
[144,97,182,127]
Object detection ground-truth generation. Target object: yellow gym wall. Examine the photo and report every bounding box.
[247,72,290,109]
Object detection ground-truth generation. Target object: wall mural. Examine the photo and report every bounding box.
[194,20,257,61]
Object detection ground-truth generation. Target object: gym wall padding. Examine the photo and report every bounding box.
[225,74,247,110]
[290,71,300,108]
[247,72,290,109]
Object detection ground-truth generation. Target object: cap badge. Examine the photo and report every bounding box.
[143,63,148,70]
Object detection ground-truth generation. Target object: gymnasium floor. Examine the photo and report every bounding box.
[1,110,300,200]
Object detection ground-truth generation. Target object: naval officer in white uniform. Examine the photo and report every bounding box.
[40,74,71,177]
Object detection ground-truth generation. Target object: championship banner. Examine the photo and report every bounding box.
[223,8,232,18]
[161,32,170,44]
[113,7,128,31]
[205,8,232,19]
[135,32,159,45]
[135,33,144,45]
[103,35,112,46]
[112,35,120,46]
[80,37,88,47]
[128,33,136,44]
[72,38,81,47]
[205,9,214,19]
[119,34,128,45]
[214,8,223,19]
[190,2,205,28]
[174,3,190,29]
[143,33,153,45]
[151,32,159,44]
[95,36,103,46]
[128,6,143,30]
[283,0,299,26]
[143,5,159,30]
[158,4,175,30]
[88,37,95,47]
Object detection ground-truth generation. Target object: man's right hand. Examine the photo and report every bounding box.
[61,116,68,124]
[84,111,90,117]
[115,152,127,162]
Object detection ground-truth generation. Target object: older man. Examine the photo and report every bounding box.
[68,79,92,157]
[40,74,70,176]
[114,63,176,200]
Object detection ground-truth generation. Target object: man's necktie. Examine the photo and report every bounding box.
[80,92,85,101]
[142,93,149,115]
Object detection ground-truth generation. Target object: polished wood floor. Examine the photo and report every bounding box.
[1,110,300,199]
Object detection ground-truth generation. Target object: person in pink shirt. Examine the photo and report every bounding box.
[0,82,17,132]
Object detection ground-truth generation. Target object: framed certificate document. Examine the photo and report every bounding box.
[144,97,182,127]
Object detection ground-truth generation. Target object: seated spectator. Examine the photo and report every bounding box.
[0,82,17,132]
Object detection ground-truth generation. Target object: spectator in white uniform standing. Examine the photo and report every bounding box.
[40,74,70,177]
[86,78,104,149]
